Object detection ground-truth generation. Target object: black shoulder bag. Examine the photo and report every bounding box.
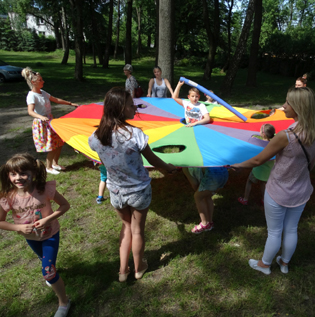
[290,129,310,171]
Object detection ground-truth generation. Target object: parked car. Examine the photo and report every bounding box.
[0,60,23,83]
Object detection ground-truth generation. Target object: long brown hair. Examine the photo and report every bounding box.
[0,153,47,198]
[95,87,134,146]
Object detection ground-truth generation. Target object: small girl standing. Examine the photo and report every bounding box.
[0,153,71,317]
[89,87,176,282]
[238,124,275,206]
[22,67,78,175]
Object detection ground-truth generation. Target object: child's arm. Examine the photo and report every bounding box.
[172,80,185,106]
[147,78,154,97]
[186,113,210,127]
[33,190,70,230]
[50,96,78,107]
[0,205,34,234]
[141,145,177,173]
[164,78,174,98]
[28,103,50,121]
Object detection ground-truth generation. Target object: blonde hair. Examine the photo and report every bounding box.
[21,67,40,89]
[286,87,315,145]
[188,87,200,96]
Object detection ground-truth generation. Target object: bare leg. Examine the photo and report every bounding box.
[51,277,68,306]
[130,207,148,272]
[115,206,132,274]
[46,149,57,170]
[183,168,199,191]
[243,177,253,201]
[52,146,63,166]
[194,190,213,226]
[98,180,106,197]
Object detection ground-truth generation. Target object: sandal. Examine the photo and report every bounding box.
[238,197,248,205]
[119,267,130,282]
[191,222,213,234]
[52,165,66,171]
[135,259,148,280]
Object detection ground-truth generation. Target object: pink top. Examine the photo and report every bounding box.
[0,181,60,241]
[266,123,315,207]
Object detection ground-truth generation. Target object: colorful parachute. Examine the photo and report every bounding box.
[50,97,293,167]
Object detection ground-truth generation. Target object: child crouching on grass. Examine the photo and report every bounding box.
[238,123,275,206]
[184,167,229,233]
[173,79,228,233]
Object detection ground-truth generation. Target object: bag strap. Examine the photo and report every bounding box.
[290,129,310,171]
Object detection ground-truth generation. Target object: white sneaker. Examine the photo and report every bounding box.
[46,168,60,175]
[248,259,271,275]
[276,256,289,274]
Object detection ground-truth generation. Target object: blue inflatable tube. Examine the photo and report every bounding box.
[179,77,247,122]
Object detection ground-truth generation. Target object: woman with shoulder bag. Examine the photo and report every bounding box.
[232,87,315,275]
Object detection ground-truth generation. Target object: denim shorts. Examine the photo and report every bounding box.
[110,184,152,210]
[188,167,229,192]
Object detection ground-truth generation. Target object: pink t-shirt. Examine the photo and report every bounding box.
[266,123,315,207]
[0,181,60,241]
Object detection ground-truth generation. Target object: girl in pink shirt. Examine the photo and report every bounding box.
[0,153,71,317]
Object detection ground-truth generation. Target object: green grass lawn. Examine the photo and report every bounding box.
[0,50,315,316]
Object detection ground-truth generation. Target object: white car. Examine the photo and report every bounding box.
[0,60,23,83]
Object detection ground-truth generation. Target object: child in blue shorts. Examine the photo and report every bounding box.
[184,167,229,233]
[96,164,108,204]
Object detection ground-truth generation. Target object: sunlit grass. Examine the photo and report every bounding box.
[0,51,315,316]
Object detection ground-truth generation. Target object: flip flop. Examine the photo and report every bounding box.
[52,165,66,171]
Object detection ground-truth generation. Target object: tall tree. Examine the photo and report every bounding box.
[220,0,255,96]
[202,0,220,80]
[113,0,121,59]
[135,4,141,56]
[158,0,174,90]
[246,0,262,87]
[125,0,133,65]
[69,0,84,80]
[103,0,113,68]
[155,0,159,65]
[221,0,234,72]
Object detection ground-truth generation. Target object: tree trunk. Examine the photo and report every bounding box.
[104,0,114,68]
[220,0,255,96]
[221,0,234,73]
[53,21,61,49]
[246,0,262,87]
[69,0,84,80]
[114,0,120,59]
[202,0,220,80]
[158,0,174,91]
[60,6,69,65]
[125,0,133,65]
[155,0,159,66]
[136,6,141,56]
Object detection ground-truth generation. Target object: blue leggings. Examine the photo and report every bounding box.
[26,231,60,284]
[262,192,306,265]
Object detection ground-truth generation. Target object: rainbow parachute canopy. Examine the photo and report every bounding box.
[50,97,293,167]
